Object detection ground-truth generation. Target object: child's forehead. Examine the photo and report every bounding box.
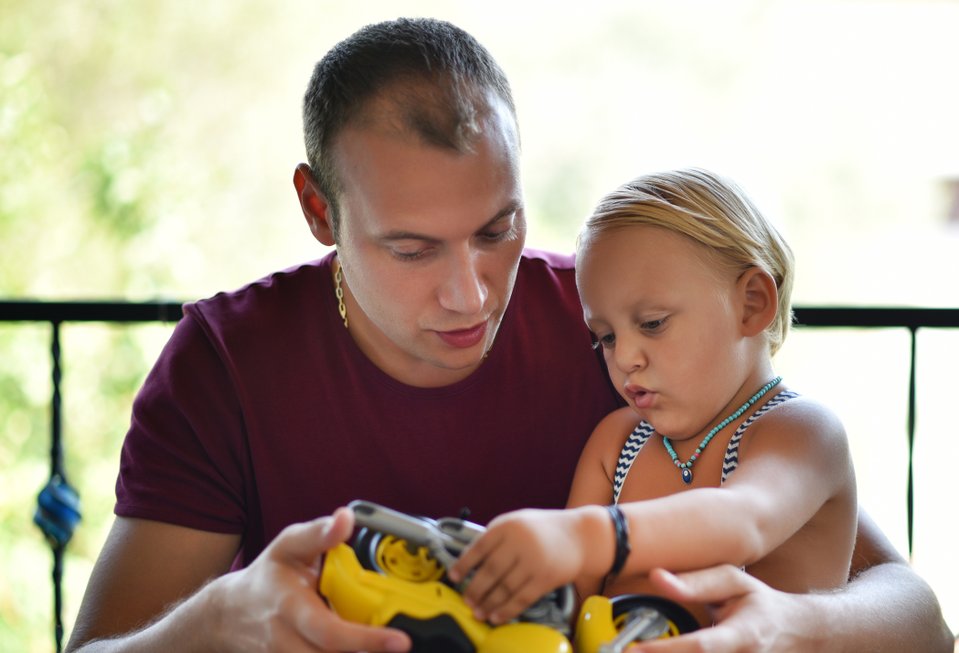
[579,226,733,307]
[585,224,715,270]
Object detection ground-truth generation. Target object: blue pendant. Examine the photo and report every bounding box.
[682,468,693,484]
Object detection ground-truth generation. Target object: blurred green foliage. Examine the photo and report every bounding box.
[1,2,181,649]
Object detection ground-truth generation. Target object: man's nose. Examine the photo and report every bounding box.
[438,248,488,315]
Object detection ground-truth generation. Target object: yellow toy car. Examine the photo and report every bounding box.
[319,500,697,653]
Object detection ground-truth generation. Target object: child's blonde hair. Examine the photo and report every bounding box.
[577,168,794,355]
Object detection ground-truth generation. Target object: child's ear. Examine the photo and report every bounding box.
[738,267,778,337]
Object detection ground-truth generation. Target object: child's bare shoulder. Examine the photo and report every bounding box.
[750,390,850,454]
[590,406,643,444]
[580,407,642,466]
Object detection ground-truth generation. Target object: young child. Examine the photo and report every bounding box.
[449,168,858,628]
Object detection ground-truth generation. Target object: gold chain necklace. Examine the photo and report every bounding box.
[332,258,348,329]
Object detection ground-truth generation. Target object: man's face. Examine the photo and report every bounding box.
[331,99,526,387]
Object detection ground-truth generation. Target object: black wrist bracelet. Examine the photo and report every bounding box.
[606,504,631,579]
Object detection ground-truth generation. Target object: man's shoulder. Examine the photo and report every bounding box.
[185,256,331,325]
[517,248,579,301]
[520,248,575,272]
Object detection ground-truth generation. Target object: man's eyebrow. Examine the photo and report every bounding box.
[378,201,523,243]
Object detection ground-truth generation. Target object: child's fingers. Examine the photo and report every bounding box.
[461,554,519,617]
[483,569,540,624]
[449,533,496,583]
[474,565,524,621]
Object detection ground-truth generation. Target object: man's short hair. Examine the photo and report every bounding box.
[302,18,517,238]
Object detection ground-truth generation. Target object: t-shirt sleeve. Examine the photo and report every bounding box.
[114,312,249,533]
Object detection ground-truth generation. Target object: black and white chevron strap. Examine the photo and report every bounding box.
[721,390,800,484]
[612,421,655,504]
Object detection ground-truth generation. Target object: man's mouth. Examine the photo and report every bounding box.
[436,320,488,349]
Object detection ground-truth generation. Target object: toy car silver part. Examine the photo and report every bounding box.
[349,499,575,632]
[320,500,698,652]
[599,608,669,652]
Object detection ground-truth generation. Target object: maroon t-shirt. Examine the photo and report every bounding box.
[115,250,621,566]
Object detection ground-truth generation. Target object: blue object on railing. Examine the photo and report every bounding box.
[34,475,82,548]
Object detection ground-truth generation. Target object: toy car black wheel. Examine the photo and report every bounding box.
[354,527,445,583]
[609,594,699,639]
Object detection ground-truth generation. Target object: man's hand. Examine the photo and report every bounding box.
[623,562,954,653]
[208,507,412,652]
[621,565,823,653]
[69,509,412,652]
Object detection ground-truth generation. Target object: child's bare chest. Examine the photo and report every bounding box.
[611,426,736,502]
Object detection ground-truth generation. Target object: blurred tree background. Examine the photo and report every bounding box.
[2,1,958,649]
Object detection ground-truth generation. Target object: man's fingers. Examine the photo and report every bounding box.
[273,507,355,564]
[627,625,742,653]
[648,565,757,604]
[291,567,412,652]
[301,612,411,653]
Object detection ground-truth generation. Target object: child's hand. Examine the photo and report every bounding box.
[448,508,594,625]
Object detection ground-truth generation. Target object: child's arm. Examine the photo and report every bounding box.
[609,397,855,584]
[450,397,855,624]
[447,408,634,622]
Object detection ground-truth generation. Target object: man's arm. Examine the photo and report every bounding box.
[632,508,953,653]
[66,517,238,648]
[67,510,412,652]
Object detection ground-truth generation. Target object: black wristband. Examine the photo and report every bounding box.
[606,504,631,579]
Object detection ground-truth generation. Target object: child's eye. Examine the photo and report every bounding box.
[640,317,668,333]
[591,333,616,350]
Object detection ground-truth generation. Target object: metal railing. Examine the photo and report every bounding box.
[2,300,958,651]
[1,301,182,653]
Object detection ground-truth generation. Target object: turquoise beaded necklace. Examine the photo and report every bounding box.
[662,376,783,485]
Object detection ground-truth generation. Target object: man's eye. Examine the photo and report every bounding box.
[392,248,429,261]
[480,225,515,243]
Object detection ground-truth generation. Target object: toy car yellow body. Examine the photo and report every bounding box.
[319,500,697,653]
[322,541,572,652]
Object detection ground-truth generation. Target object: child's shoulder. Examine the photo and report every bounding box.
[592,405,643,439]
[765,389,843,424]
[752,389,849,449]
[582,406,643,460]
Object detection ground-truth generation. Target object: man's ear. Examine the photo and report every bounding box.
[738,267,778,337]
[293,163,336,246]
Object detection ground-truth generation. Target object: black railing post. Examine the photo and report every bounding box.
[51,320,65,652]
[33,320,82,653]
[51,319,63,480]
[906,326,917,559]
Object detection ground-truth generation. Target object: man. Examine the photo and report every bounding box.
[67,18,952,652]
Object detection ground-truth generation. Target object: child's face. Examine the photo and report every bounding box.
[578,225,754,440]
